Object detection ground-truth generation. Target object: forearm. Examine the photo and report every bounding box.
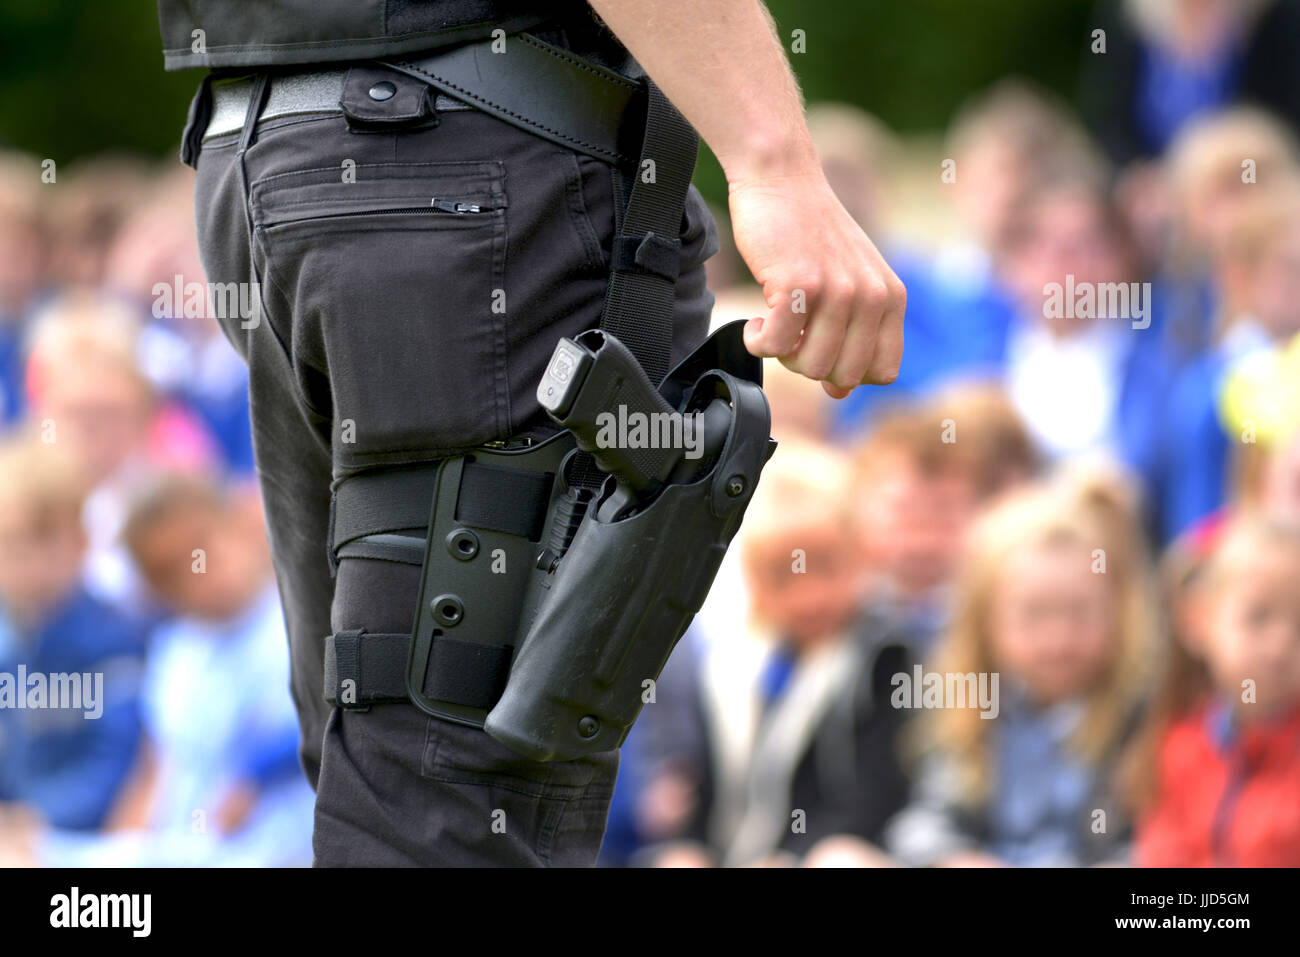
[587,0,819,184]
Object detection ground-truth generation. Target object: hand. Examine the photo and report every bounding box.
[728,166,905,398]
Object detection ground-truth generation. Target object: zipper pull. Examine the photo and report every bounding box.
[430,197,481,214]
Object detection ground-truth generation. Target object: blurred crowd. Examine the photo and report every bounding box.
[0,155,312,865]
[601,0,1300,867]
[1,0,1298,867]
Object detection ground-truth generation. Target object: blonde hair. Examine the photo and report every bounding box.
[741,438,855,553]
[946,77,1103,178]
[1220,177,1300,266]
[1167,107,1300,208]
[0,429,88,528]
[25,291,151,401]
[916,469,1156,803]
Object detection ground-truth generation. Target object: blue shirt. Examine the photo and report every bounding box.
[987,686,1093,867]
[0,587,145,829]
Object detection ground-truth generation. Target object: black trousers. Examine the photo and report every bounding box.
[183,54,717,866]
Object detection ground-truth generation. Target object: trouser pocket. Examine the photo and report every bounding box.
[250,160,510,471]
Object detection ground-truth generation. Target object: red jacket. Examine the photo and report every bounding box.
[1137,700,1300,867]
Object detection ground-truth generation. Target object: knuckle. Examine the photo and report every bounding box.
[804,356,836,381]
[869,350,902,385]
[864,275,890,307]
[888,276,907,310]
[829,369,860,391]
[824,272,855,305]
[792,268,824,300]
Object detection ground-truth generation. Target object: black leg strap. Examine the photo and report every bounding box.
[330,461,552,557]
[325,457,558,713]
[325,628,514,712]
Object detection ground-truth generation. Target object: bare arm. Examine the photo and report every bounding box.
[587,0,905,396]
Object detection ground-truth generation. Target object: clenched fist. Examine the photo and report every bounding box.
[728,167,906,399]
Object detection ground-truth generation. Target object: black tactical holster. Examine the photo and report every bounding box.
[322,31,776,761]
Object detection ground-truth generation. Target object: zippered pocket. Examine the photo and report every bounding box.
[250,161,507,231]
[259,195,507,232]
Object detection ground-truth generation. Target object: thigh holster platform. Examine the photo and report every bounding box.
[324,321,776,760]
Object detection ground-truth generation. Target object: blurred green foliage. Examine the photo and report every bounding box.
[0,0,198,163]
[0,0,1094,199]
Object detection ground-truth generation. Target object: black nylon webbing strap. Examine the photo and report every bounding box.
[331,461,552,555]
[454,462,552,540]
[325,629,513,710]
[597,81,699,387]
[331,465,440,555]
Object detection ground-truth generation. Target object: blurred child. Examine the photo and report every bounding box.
[885,472,1155,867]
[921,381,1040,503]
[940,78,1100,297]
[102,164,256,476]
[1166,107,1299,273]
[1128,515,1300,867]
[1156,107,1300,362]
[641,441,913,867]
[0,433,144,830]
[31,474,312,867]
[1079,0,1276,164]
[995,173,1179,529]
[25,293,219,615]
[853,404,981,651]
[1160,181,1300,539]
[44,154,151,291]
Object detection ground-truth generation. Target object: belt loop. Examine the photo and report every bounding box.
[236,74,271,236]
[236,73,271,156]
[179,72,215,169]
[234,74,272,352]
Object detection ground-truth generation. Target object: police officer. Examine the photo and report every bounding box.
[161,0,905,866]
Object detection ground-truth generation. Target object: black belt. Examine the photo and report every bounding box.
[381,32,648,167]
[199,32,649,168]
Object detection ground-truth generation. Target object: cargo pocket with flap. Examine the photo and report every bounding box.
[249,160,509,472]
